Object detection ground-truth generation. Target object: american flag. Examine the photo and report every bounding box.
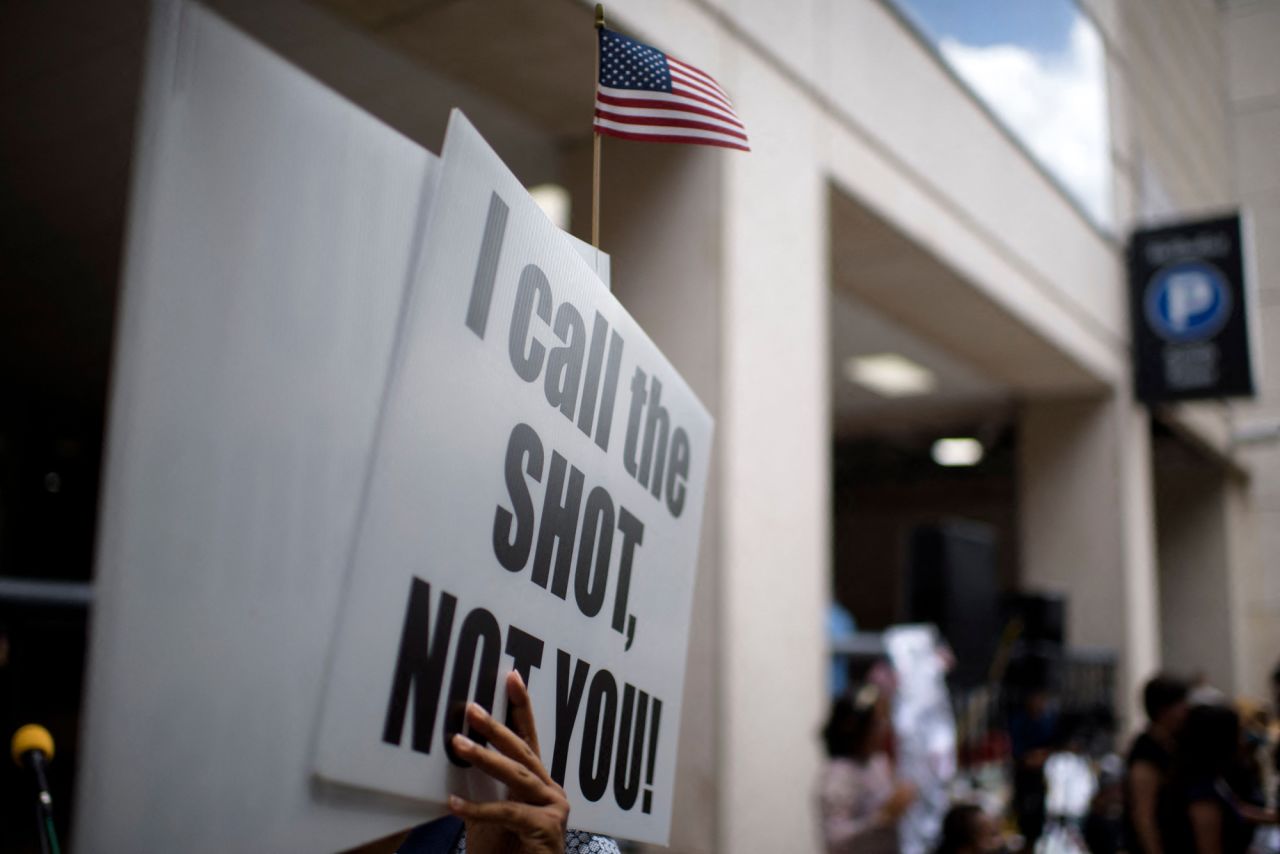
[594,27,749,151]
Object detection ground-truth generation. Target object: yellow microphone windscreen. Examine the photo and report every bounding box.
[11,724,54,766]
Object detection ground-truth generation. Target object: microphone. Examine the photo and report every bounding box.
[11,724,60,854]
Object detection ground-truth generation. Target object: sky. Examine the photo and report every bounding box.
[891,0,1114,229]
[894,0,1082,55]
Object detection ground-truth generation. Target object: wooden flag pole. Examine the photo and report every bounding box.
[592,3,604,248]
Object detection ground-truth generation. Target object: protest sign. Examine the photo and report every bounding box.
[74,6,633,851]
[313,111,713,845]
[885,625,958,854]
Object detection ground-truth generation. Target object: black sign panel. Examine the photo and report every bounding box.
[1129,213,1254,403]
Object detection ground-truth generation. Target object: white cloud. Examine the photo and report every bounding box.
[939,17,1113,229]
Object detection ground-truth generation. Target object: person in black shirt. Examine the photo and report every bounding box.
[1125,674,1189,854]
[1009,688,1058,847]
[1158,703,1266,854]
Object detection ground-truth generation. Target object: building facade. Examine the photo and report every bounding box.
[3,0,1278,851]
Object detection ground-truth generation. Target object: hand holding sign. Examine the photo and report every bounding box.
[449,671,569,854]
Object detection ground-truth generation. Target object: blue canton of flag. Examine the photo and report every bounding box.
[594,28,749,151]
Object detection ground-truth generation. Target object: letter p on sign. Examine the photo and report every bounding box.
[1167,270,1214,334]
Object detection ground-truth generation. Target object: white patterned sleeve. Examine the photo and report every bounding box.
[564,830,623,853]
[453,829,621,853]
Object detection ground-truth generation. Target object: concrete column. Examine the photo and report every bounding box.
[1215,477,1253,693]
[1154,457,1251,695]
[1018,396,1161,731]
[564,135,724,853]
[1226,0,1280,704]
[717,50,830,854]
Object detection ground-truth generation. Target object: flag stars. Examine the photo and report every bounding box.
[598,29,674,92]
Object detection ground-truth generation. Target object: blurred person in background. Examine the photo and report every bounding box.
[1228,699,1270,815]
[1272,661,1280,808]
[817,682,916,854]
[933,803,1004,854]
[1038,711,1098,854]
[1125,673,1190,854]
[1008,686,1058,846]
[1158,703,1277,854]
[1084,753,1127,854]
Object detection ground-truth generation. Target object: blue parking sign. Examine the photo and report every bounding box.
[1129,214,1254,402]
[1143,261,1233,343]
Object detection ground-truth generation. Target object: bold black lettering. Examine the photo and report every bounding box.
[382,578,456,754]
[665,427,690,518]
[639,377,669,494]
[623,368,647,477]
[579,668,618,803]
[532,452,583,600]
[642,697,663,814]
[503,626,546,730]
[444,608,502,766]
[577,313,609,440]
[612,508,644,635]
[614,685,649,810]
[574,486,615,618]
[504,625,546,689]
[551,650,590,786]
[465,193,509,339]
[594,331,624,453]
[545,302,586,421]
[493,423,545,572]
[509,264,552,382]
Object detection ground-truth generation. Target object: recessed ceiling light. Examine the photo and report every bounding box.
[843,353,936,397]
[529,183,571,231]
[931,437,984,467]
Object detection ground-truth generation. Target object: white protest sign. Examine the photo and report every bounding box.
[885,625,958,854]
[75,5,614,852]
[313,111,712,845]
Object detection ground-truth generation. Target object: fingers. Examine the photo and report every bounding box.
[451,731,548,803]
[464,700,555,788]
[451,683,569,853]
[447,793,568,838]
[505,670,542,759]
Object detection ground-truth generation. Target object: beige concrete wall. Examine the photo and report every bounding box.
[609,0,1186,843]
[210,0,564,185]
[1115,0,1234,219]
[1103,0,1273,706]
[564,136,726,853]
[1108,0,1242,459]
[1108,0,1244,468]
[619,0,1131,390]
[1018,397,1161,732]
[1154,456,1247,693]
[1225,0,1280,703]
[594,7,833,849]
[609,0,1280,833]
[716,44,831,854]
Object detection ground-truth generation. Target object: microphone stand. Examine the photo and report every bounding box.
[23,750,60,854]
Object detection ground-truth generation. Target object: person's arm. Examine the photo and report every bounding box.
[822,804,888,847]
[819,773,915,847]
[1188,799,1224,854]
[879,781,917,824]
[1217,778,1280,825]
[1232,801,1279,825]
[1128,760,1164,854]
